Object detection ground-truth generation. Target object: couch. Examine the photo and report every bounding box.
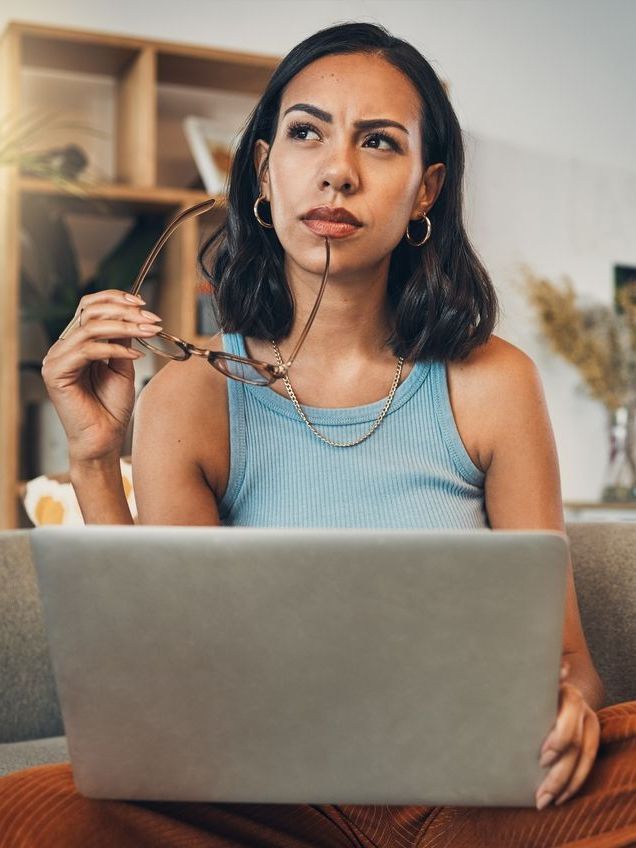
[1,523,636,777]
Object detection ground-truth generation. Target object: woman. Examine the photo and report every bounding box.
[2,21,636,848]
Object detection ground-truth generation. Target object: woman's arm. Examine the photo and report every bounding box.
[131,357,223,526]
[467,336,605,710]
[70,456,134,524]
[69,354,224,526]
[462,336,605,809]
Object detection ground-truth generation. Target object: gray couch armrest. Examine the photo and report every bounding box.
[566,521,636,708]
[0,736,69,777]
[0,530,63,743]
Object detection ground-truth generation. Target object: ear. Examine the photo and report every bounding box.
[411,162,446,218]
[253,138,271,197]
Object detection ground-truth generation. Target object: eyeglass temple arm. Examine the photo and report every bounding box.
[128,202,327,373]
[282,236,330,367]
[130,198,218,295]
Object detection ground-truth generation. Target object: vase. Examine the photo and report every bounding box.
[601,405,636,502]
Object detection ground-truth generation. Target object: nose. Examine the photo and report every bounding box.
[318,146,360,193]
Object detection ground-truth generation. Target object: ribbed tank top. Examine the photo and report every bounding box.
[218,332,488,529]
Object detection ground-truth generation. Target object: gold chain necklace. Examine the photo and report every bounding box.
[270,340,405,448]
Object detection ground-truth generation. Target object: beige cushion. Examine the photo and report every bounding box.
[566,521,636,708]
[20,457,136,525]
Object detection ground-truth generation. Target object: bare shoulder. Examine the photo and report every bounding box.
[133,332,230,508]
[448,333,542,404]
[449,333,538,380]
[446,334,546,473]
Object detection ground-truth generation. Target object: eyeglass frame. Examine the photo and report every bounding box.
[127,197,331,386]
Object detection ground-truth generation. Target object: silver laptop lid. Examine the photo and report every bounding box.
[30,525,568,807]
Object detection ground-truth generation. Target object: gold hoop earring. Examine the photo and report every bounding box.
[405,214,432,247]
[253,194,274,229]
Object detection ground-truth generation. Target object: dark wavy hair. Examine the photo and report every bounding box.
[197,21,498,361]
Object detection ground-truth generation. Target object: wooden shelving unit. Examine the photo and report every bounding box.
[0,20,280,528]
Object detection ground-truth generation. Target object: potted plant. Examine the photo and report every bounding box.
[521,265,636,502]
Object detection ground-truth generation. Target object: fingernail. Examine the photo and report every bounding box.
[139,323,162,332]
[536,792,554,810]
[125,293,145,303]
[140,310,162,322]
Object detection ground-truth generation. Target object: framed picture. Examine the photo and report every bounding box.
[183,116,242,195]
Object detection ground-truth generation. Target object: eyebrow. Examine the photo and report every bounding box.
[282,102,410,135]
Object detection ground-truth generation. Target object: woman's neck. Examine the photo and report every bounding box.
[274,257,396,371]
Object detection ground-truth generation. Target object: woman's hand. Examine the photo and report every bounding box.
[535,658,601,810]
[40,290,163,464]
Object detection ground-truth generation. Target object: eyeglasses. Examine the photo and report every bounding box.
[129,198,331,386]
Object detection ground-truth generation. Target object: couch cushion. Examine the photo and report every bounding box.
[0,736,69,776]
[566,521,636,707]
[0,530,64,743]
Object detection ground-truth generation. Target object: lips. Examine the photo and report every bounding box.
[301,206,362,227]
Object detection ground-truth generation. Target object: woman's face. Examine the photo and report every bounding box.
[253,51,445,283]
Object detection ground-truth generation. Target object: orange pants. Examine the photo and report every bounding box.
[1,701,636,848]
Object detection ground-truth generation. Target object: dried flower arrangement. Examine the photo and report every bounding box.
[519,264,636,412]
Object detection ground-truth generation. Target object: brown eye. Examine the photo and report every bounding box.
[364,132,400,152]
[287,121,320,140]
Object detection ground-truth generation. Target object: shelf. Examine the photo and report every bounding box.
[7,20,279,87]
[0,19,279,528]
[9,20,278,190]
[19,176,217,209]
[563,501,636,510]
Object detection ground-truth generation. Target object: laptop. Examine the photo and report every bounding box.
[29,524,568,807]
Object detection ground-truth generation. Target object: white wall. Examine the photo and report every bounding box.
[3,0,635,498]
[464,132,636,499]
[3,0,634,173]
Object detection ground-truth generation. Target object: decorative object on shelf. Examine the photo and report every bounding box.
[1,106,108,194]
[602,406,636,502]
[182,115,241,195]
[22,456,137,526]
[20,143,88,181]
[522,265,636,502]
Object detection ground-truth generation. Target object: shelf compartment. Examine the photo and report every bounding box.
[15,26,157,187]
[0,19,279,528]
[156,48,278,93]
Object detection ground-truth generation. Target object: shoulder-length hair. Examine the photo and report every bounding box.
[197,21,498,361]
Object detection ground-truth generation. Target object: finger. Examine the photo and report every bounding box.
[44,321,159,375]
[80,340,147,365]
[536,707,585,808]
[541,683,584,758]
[57,293,151,344]
[553,710,600,806]
[77,290,146,311]
[106,338,145,375]
[50,327,159,365]
[42,342,142,383]
[536,740,581,808]
[81,301,162,328]
[81,303,162,350]
[77,319,163,345]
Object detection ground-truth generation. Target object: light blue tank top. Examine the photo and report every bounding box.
[218,332,489,529]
